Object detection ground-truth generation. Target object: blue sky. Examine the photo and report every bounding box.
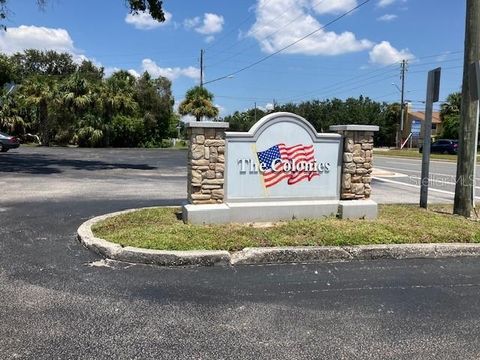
[1,0,466,116]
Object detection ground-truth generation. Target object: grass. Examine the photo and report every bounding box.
[91,205,480,252]
[376,149,480,162]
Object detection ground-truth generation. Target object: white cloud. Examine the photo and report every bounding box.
[104,67,120,78]
[195,13,224,35]
[377,14,398,21]
[0,25,77,55]
[103,67,140,78]
[377,0,396,7]
[205,35,215,43]
[127,69,140,78]
[369,41,414,65]
[184,17,201,29]
[312,0,358,14]
[141,58,200,81]
[0,25,97,64]
[184,13,224,42]
[265,103,275,111]
[125,11,172,30]
[248,0,372,56]
[377,0,407,7]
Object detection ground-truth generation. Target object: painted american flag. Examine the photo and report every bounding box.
[256,144,319,188]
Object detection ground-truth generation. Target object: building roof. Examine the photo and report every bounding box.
[408,110,442,124]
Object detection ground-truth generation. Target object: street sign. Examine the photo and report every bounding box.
[411,119,421,137]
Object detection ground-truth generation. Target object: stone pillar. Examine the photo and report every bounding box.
[186,122,229,204]
[329,125,379,200]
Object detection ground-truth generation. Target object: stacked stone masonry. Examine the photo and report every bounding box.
[340,130,374,200]
[187,125,227,204]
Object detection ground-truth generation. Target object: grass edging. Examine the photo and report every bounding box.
[78,206,480,267]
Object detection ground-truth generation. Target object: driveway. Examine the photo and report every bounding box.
[1,147,480,359]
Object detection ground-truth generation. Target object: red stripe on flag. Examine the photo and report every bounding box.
[261,144,320,188]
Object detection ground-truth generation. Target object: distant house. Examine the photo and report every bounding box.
[401,104,442,147]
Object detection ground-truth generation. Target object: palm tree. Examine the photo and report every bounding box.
[61,74,93,113]
[440,92,461,120]
[18,76,57,145]
[178,86,219,121]
[98,71,138,119]
[0,95,25,134]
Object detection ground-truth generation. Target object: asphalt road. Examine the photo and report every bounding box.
[372,155,480,204]
[1,147,480,359]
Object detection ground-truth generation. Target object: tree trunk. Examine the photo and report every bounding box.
[454,0,480,217]
[39,100,49,146]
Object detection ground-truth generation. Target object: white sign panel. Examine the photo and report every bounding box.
[225,113,341,202]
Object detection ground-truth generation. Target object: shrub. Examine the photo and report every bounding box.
[160,138,173,148]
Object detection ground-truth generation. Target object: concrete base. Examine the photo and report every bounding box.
[339,199,378,220]
[183,200,340,224]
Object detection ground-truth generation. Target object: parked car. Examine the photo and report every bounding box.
[419,139,458,155]
[0,131,20,152]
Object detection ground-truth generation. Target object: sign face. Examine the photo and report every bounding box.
[225,113,341,202]
[411,119,421,137]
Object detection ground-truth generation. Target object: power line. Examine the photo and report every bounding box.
[276,53,465,103]
[206,0,329,61]
[204,0,276,52]
[203,0,373,86]
[278,65,399,102]
[206,0,331,69]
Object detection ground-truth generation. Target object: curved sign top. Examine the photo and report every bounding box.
[225,112,342,202]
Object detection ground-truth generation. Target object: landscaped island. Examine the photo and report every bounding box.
[92,205,480,252]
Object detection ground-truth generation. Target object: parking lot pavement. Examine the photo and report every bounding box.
[2,147,463,206]
[0,146,187,202]
[2,147,480,359]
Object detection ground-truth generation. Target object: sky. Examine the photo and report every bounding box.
[0,0,467,117]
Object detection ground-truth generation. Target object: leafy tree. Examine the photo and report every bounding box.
[0,54,18,87]
[12,50,77,78]
[225,96,399,147]
[0,0,165,29]
[440,92,461,139]
[75,114,108,147]
[134,72,173,140]
[0,95,25,133]
[442,115,460,140]
[77,60,104,82]
[0,50,176,147]
[179,86,219,122]
[18,76,58,145]
[440,92,461,119]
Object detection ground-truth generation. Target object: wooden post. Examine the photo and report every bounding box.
[454,0,480,217]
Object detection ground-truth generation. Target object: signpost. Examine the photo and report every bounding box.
[420,68,441,209]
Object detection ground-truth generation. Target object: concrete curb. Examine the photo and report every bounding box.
[77,207,230,267]
[78,207,480,267]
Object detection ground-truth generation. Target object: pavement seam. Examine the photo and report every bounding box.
[77,207,480,267]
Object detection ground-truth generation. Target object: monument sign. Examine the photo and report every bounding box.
[183,112,378,224]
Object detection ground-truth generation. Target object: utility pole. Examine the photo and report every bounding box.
[454,0,480,217]
[400,60,407,137]
[200,49,204,88]
[254,102,257,122]
[397,60,407,148]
